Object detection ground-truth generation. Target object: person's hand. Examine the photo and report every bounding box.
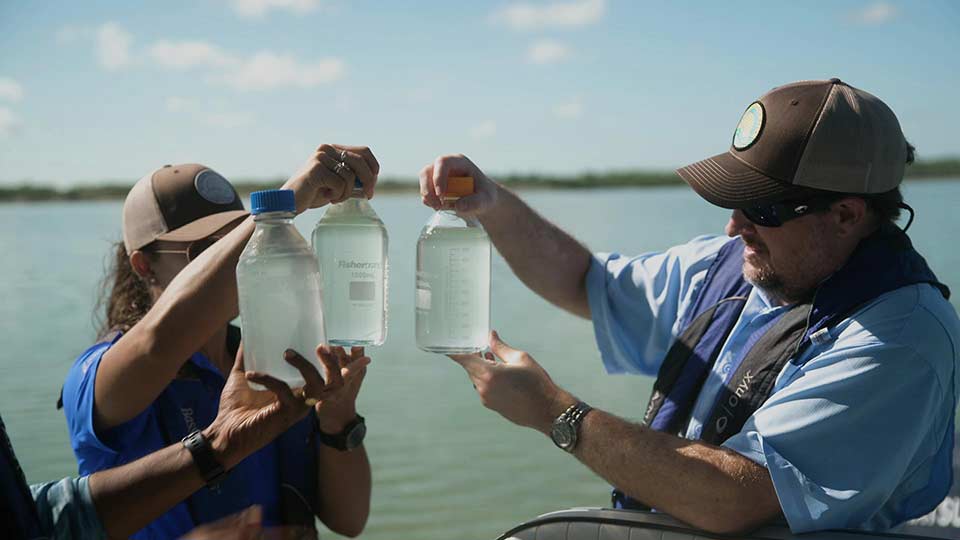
[180,505,318,540]
[449,331,576,434]
[419,154,499,216]
[313,346,370,434]
[179,505,263,539]
[203,344,371,469]
[283,144,380,213]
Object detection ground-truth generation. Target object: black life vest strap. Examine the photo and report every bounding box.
[641,296,748,435]
[700,303,811,443]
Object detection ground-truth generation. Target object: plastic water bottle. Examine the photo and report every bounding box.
[416,176,491,354]
[237,189,326,388]
[312,179,388,347]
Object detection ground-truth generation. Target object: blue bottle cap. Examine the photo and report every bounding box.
[354,178,363,190]
[250,189,296,215]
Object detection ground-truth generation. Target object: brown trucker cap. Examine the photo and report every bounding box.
[677,78,908,209]
[122,164,248,254]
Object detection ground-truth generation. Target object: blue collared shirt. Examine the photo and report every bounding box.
[60,333,286,540]
[586,234,960,533]
[29,477,105,540]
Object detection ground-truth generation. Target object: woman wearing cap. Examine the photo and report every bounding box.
[60,144,380,539]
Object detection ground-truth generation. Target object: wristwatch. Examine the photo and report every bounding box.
[318,414,366,451]
[550,401,593,453]
[182,430,227,487]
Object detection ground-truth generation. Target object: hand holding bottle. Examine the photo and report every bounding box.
[204,344,369,471]
[419,154,498,216]
[284,144,380,213]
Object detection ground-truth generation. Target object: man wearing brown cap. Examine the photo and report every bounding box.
[419,79,960,533]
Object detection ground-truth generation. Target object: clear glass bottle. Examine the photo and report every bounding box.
[237,189,326,388]
[312,179,389,347]
[416,176,491,354]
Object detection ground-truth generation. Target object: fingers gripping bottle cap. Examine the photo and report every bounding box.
[250,189,296,215]
[444,177,474,199]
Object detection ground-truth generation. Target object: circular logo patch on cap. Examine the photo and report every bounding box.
[194,170,237,205]
[733,101,765,150]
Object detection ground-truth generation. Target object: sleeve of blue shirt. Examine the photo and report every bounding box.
[723,318,953,533]
[585,235,730,376]
[61,335,152,468]
[30,476,106,540]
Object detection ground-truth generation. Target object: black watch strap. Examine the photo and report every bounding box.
[318,415,366,451]
[182,430,226,487]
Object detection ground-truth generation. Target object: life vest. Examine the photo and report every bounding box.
[1,413,45,540]
[613,224,950,510]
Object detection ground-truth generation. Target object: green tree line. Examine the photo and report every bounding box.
[2,158,959,203]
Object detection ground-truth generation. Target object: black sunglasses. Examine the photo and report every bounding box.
[740,197,837,228]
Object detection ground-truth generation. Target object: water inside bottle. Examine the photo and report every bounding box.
[312,193,389,347]
[415,211,491,354]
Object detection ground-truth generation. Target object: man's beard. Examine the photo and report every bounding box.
[742,260,812,305]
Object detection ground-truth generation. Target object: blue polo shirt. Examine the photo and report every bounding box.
[61,333,296,540]
[586,234,960,533]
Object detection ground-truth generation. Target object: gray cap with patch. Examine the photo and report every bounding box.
[677,78,908,209]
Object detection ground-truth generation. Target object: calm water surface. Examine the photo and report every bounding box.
[1,181,958,539]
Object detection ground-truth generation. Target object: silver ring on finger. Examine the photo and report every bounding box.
[340,150,348,162]
[334,161,351,175]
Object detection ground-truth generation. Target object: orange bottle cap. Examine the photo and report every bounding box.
[445,176,475,198]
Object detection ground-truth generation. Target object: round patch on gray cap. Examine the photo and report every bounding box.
[733,101,765,150]
[194,169,237,205]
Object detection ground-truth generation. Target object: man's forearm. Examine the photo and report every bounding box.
[316,445,371,537]
[536,403,780,534]
[478,185,592,318]
[87,442,205,539]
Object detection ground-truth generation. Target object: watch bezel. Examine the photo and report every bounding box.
[344,418,367,450]
[551,418,577,451]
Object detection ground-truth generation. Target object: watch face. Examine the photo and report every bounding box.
[551,421,575,450]
[346,421,367,449]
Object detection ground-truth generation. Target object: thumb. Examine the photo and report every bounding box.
[489,331,525,365]
[454,193,487,215]
[232,343,246,373]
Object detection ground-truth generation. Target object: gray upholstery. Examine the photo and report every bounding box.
[497,508,947,540]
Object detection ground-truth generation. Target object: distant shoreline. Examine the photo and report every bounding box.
[2,159,958,203]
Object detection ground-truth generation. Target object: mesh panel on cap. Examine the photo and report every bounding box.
[122,170,168,253]
[794,84,906,194]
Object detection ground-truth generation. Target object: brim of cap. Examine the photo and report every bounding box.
[676,151,809,209]
[156,210,250,243]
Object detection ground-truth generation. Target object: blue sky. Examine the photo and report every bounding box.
[0,0,958,186]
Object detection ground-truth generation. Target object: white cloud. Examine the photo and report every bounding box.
[494,0,605,31]
[165,97,195,112]
[470,120,497,139]
[219,52,344,91]
[0,79,24,102]
[204,112,256,128]
[0,107,20,137]
[527,40,570,64]
[849,2,897,24]
[149,41,234,69]
[97,23,133,70]
[229,0,320,18]
[554,98,582,119]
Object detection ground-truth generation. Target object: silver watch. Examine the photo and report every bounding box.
[550,401,593,452]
